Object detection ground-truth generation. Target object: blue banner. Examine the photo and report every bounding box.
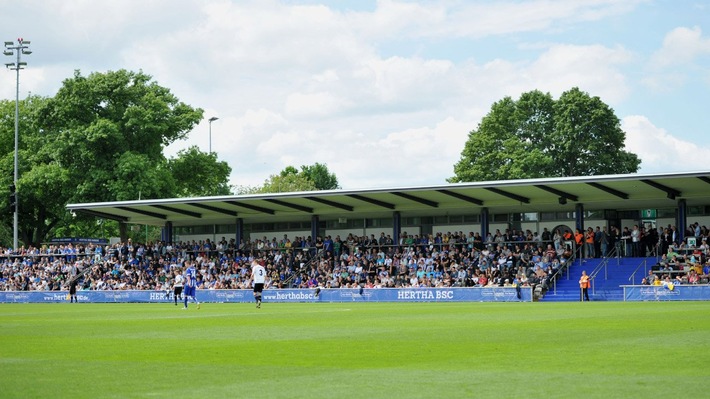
[0,287,532,303]
[622,285,710,301]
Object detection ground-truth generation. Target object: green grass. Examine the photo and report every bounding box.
[1,302,709,399]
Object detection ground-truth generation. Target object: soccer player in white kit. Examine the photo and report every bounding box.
[172,271,184,306]
[251,259,266,308]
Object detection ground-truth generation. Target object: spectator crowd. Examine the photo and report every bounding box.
[1,222,708,294]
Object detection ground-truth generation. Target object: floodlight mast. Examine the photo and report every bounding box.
[4,38,31,251]
[208,116,219,154]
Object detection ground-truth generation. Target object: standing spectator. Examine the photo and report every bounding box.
[631,225,641,257]
[594,227,602,258]
[600,226,609,257]
[574,229,584,257]
[579,270,591,301]
[585,228,595,259]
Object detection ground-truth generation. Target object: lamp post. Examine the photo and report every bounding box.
[4,38,31,251]
[208,116,218,153]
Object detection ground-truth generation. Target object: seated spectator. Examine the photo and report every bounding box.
[687,270,699,284]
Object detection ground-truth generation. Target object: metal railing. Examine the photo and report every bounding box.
[628,259,649,286]
[282,249,325,287]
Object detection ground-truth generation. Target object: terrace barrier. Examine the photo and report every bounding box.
[0,287,532,303]
[622,285,710,301]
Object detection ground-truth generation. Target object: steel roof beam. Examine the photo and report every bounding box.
[587,182,629,199]
[116,206,167,219]
[305,196,354,212]
[534,184,579,202]
[436,189,484,206]
[391,192,438,208]
[347,194,396,210]
[224,201,275,215]
[641,179,682,200]
[152,205,202,218]
[485,187,530,203]
[188,203,239,217]
[264,199,313,213]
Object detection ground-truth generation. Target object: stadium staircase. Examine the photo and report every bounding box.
[542,256,658,302]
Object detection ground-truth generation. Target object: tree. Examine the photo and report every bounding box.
[239,165,316,194]
[0,70,208,246]
[300,162,339,190]
[550,87,641,177]
[449,88,640,182]
[167,146,232,197]
[0,95,73,247]
[238,163,339,194]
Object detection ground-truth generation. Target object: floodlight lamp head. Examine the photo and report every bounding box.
[3,51,12,56]
[22,50,32,55]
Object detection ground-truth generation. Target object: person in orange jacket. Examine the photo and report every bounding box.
[579,270,591,301]
[574,229,584,258]
[585,227,596,259]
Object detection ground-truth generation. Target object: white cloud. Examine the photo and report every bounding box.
[650,26,710,68]
[2,0,707,193]
[358,0,646,39]
[622,115,710,173]
[644,26,710,91]
[527,44,632,103]
[285,92,347,118]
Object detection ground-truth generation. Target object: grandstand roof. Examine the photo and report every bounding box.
[66,171,710,226]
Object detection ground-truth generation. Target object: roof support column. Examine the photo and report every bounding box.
[235,218,244,250]
[161,221,173,243]
[480,207,489,241]
[311,215,320,240]
[676,199,687,244]
[393,211,401,249]
[575,203,585,233]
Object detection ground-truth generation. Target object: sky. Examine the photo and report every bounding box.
[1,0,709,191]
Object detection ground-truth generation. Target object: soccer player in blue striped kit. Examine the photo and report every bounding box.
[182,263,201,310]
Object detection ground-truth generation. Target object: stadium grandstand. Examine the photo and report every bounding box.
[2,171,710,301]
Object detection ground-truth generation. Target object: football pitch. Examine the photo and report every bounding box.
[1,301,708,399]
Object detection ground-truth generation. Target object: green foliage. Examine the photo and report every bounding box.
[167,146,232,197]
[242,162,339,194]
[0,69,233,246]
[450,87,641,182]
[0,302,708,398]
[300,162,339,190]
[39,69,204,203]
[246,172,317,194]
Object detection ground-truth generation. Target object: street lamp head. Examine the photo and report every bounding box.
[4,41,13,46]
[209,116,219,122]
[22,50,32,55]
[3,51,12,56]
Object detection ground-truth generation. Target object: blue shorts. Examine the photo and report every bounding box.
[184,285,196,297]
